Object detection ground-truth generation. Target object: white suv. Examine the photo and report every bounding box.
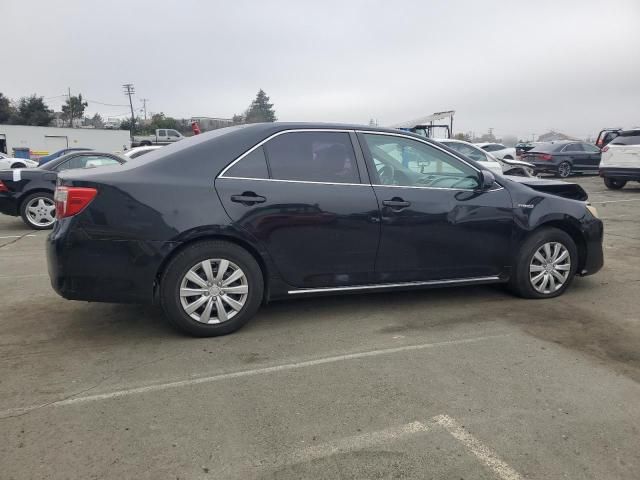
[599,128,640,190]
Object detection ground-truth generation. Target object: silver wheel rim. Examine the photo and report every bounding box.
[179,259,249,324]
[25,197,56,227]
[529,242,571,294]
[558,163,570,177]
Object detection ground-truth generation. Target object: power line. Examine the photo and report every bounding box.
[86,99,130,107]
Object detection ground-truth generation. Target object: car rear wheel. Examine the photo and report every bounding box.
[20,192,56,230]
[604,178,626,190]
[556,161,571,178]
[160,241,264,337]
[508,228,577,299]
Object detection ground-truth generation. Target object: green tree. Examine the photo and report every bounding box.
[244,89,276,123]
[91,113,104,128]
[0,93,14,124]
[62,93,88,127]
[147,112,179,132]
[453,132,472,142]
[12,95,54,126]
[231,114,245,125]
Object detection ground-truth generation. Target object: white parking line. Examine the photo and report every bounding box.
[0,234,37,239]
[288,414,523,480]
[591,198,640,204]
[435,414,523,480]
[0,274,48,279]
[289,420,433,464]
[0,334,508,418]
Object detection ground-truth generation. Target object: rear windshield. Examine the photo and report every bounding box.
[610,131,640,146]
[527,143,563,153]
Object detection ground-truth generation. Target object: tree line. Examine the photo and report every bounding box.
[0,89,277,133]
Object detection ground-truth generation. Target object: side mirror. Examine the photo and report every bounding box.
[479,170,496,190]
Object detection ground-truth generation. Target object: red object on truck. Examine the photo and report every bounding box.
[191,121,201,135]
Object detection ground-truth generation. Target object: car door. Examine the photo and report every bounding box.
[157,129,167,142]
[358,132,514,283]
[215,130,381,289]
[562,143,589,170]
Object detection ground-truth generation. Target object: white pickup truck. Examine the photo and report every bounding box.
[132,129,185,147]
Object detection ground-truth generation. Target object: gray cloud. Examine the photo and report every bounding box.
[4,0,639,139]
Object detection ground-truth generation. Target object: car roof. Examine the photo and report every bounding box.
[42,150,125,169]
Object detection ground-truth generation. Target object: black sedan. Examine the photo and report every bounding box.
[0,151,125,229]
[522,141,601,178]
[47,123,603,336]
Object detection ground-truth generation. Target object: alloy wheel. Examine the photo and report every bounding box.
[529,242,571,294]
[558,162,571,178]
[25,197,56,227]
[179,259,249,324]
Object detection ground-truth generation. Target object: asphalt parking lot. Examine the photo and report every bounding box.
[1,175,639,479]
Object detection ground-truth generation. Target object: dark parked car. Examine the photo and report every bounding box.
[38,147,92,165]
[521,141,601,178]
[47,123,603,336]
[0,151,125,229]
[515,142,536,157]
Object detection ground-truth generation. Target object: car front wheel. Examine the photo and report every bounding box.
[604,178,626,190]
[509,228,577,299]
[160,241,264,336]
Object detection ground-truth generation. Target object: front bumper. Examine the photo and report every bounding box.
[579,217,604,276]
[599,167,640,181]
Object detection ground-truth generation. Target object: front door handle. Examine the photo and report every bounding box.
[230,192,266,205]
[382,198,411,209]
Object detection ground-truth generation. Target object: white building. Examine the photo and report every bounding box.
[0,125,131,159]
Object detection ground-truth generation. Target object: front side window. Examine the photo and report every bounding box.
[362,134,479,190]
[583,143,601,153]
[168,130,180,138]
[158,130,167,137]
[264,131,360,184]
[225,146,269,179]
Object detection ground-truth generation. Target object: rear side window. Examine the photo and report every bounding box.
[264,132,360,184]
[225,146,269,179]
[610,132,640,146]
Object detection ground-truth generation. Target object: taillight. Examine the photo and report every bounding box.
[539,154,552,161]
[0,180,8,192]
[602,146,609,153]
[54,186,97,219]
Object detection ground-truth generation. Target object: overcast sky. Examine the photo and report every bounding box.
[4,0,639,139]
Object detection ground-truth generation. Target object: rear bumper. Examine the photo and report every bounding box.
[530,162,559,173]
[46,220,179,304]
[599,167,640,181]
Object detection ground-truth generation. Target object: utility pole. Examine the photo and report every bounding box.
[122,83,136,134]
[140,98,149,121]
[67,87,73,127]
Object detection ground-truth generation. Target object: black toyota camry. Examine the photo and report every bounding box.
[0,151,125,229]
[46,123,604,336]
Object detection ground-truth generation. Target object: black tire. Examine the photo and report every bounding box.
[604,177,626,190]
[556,161,571,178]
[160,241,264,337]
[503,155,513,160]
[508,227,578,299]
[10,162,26,169]
[19,191,56,230]
[141,141,152,146]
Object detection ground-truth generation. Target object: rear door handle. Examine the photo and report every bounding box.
[382,198,411,209]
[230,193,266,205]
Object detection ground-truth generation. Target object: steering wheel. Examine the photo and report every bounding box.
[377,164,396,185]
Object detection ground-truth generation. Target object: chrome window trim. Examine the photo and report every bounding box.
[216,176,371,187]
[287,275,501,295]
[218,128,357,179]
[217,128,504,191]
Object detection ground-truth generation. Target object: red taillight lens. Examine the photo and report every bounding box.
[539,154,552,161]
[0,180,8,192]
[602,146,609,153]
[54,186,97,219]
